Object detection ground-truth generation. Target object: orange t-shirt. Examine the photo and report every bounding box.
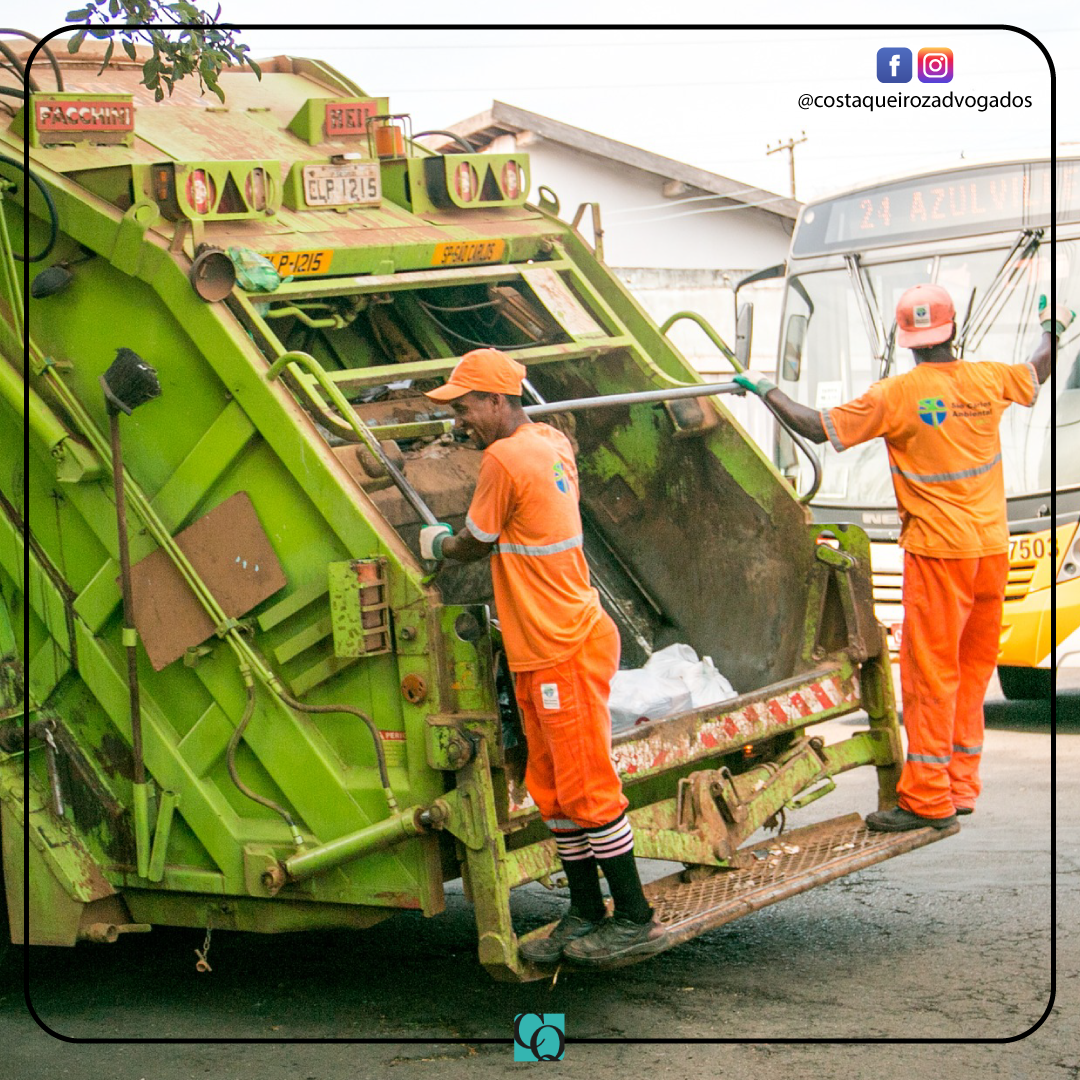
[822,360,1039,558]
[465,423,602,671]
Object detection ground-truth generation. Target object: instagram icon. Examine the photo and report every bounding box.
[918,47,954,82]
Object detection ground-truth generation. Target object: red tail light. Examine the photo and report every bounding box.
[454,162,479,203]
[501,160,521,199]
[185,169,215,215]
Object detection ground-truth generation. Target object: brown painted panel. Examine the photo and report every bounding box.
[129,491,286,670]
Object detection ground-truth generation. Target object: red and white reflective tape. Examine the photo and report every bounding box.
[506,673,857,814]
[613,673,857,776]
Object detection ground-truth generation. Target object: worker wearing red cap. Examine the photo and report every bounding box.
[421,349,665,966]
[735,289,1073,832]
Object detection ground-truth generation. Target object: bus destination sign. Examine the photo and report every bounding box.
[793,160,1080,256]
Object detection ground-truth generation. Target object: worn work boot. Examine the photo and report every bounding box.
[518,911,602,965]
[562,915,667,967]
[954,806,974,816]
[865,807,958,832]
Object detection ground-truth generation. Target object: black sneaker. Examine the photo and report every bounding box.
[562,915,666,966]
[518,912,602,964]
[954,806,974,816]
[865,807,958,832]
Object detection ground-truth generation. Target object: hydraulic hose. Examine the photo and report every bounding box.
[273,687,397,812]
[0,151,59,262]
[227,677,305,846]
[413,130,476,153]
[0,38,36,93]
[0,29,64,90]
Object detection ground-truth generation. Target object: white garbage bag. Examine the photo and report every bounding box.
[608,643,737,732]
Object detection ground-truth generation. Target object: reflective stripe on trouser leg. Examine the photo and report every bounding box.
[897,553,975,818]
[514,614,627,829]
[948,553,1007,809]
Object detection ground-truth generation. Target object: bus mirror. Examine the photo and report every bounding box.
[782,314,807,382]
[735,303,753,367]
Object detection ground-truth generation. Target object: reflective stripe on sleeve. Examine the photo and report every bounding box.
[465,514,500,543]
[496,534,584,557]
[906,752,951,764]
[1024,362,1040,406]
[821,408,846,452]
[891,452,1002,485]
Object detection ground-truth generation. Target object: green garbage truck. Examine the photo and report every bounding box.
[0,33,954,980]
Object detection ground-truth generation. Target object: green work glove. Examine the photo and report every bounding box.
[733,372,778,397]
[1038,294,1075,337]
[419,523,453,561]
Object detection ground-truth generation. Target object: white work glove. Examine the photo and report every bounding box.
[732,371,778,397]
[1039,294,1075,337]
[419,523,453,561]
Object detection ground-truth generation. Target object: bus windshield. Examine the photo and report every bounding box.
[779,238,1080,505]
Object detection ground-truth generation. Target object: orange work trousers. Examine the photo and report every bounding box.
[514,612,628,830]
[897,550,1008,819]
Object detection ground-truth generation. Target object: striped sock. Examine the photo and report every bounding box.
[588,816,653,924]
[551,825,604,921]
[585,814,635,860]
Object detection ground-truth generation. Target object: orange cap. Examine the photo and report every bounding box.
[895,284,955,348]
[423,348,527,401]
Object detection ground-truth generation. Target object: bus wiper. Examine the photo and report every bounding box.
[844,253,886,362]
[958,228,1042,356]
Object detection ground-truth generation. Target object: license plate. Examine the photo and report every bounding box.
[302,163,381,207]
[431,239,506,266]
[261,249,334,276]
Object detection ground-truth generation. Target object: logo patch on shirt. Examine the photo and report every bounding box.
[917,397,948,427]
[553,461,570,494]
[540,683,561,710]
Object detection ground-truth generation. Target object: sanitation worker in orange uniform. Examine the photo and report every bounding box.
[735,287,1072,832]
[420,348,666,965]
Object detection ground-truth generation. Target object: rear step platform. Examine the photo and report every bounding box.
[543,813,958,971]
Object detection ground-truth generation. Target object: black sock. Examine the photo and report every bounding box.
[560,855,606,922]
[595,850,653,924]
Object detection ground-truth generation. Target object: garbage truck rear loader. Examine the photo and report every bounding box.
[0,38,955,980]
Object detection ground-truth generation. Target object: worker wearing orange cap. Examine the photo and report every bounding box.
[421,348,665,967]
[735,289,1073,832]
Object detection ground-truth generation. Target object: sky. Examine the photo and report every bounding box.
[17,2,1080,203]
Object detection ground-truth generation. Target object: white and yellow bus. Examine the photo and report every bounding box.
[772,155,1080,699]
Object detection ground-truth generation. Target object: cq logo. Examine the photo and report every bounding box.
[514,1012,565,1061]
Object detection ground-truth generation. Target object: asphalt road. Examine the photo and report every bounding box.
[1,671,1075,1080]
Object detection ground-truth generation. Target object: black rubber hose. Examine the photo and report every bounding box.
[0,39,36,93]
[0,151,59,262]
[227,682,304,836]
[0,85,25,100]
[0,30,64,90]
[274,688,395,807]
[413,130,476,153]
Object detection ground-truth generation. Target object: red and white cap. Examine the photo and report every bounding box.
[895,283,955,349]
[423,348,527,401]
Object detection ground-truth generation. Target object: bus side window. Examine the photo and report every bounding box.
[783,314,808,382]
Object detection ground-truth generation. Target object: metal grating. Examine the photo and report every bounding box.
[639,813,957,959]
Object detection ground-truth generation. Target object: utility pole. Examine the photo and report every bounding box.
[766,131,808,199]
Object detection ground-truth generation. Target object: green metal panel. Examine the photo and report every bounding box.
[0,51,908,976]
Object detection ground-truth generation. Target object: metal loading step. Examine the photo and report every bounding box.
[527,813,958,971]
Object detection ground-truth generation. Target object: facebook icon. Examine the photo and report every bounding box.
[876,47,913,83]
